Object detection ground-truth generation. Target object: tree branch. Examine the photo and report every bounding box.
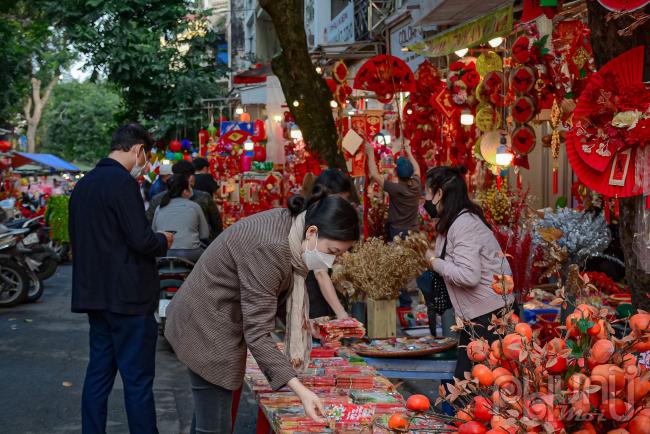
[42,74,60,108]
[24,98,33,123]
[31,77,42,108]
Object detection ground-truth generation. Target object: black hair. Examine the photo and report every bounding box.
[110,123,154,152]
[311,168,360,205]
[288,190,360,241]
[193,157,210,171]
[426,165,488,234]
[160,174,190,208]
[172,160,196,176]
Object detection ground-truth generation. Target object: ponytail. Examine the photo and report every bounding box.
[160,174,190,208]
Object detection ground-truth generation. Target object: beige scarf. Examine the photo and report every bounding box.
[285,211,311,371]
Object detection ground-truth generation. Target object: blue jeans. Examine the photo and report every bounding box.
[82,311,158,434]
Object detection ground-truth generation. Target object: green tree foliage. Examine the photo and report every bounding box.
[40,81,122,163]
[47,0,227,138]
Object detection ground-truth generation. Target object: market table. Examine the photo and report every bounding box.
[362,350,457,380]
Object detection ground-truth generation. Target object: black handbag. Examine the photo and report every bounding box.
[428,236,453,315]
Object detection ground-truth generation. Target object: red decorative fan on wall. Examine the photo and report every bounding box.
[566,46,650,198]
[597,0,650,12]
[353,55,415,103]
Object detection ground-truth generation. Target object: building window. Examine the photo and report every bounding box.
[331,0,350,18]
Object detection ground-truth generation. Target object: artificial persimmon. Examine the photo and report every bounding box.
[457,407,473,422]
[502,333,523,361]
[600,398,633,422]
[568,373,591,390]
[576,303,597,318]
[546,355,568,374]
[491,340,503,359]
[626,377,650,403]
[472,396,493,422]
[467,339,490,363]
[592,364,626,396]
[587,321,602,336]
[545,337,567,354]
[458,421,488,434]
[388,413,409,430]
[472,364,495,387]
[630,313,650,333]
[515,322,533,341]
[629,415,650,434]
[492,274,514,295]
[607,430,630,434]
[406,394,430,412]
[572,392,591,416]
[565,312,582,337]
[591,338,615,364]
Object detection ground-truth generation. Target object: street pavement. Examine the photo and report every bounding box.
[0,265,437,434]
[0,265,258,434]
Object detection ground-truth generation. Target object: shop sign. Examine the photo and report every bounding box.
[409,4,513,57]
[325,2,354,45]
[390,19,425,72]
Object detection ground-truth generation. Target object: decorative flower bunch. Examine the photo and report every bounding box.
[331,234,432,301]
[477,185,513,227]
[585,271,627,296]
[385,280,650,433]
[534,208,610,268]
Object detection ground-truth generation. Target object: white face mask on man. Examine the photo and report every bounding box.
[130,146,147,179]
[302,233,336,271]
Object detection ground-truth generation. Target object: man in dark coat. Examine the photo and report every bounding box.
[146,160,223,240]
[69,123,173,434]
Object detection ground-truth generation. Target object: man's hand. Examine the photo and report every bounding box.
[160,232,174,249]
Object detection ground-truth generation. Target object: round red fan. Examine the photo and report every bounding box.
[512,125,537,155]
[353,55,415,100]
[511,66,535,94]
[566,46,646,198]
[597,0,650,12]
[512,96,536,124]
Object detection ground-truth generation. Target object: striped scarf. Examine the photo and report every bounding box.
[285,211,311,371]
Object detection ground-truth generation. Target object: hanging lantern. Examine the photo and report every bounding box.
[290,124,303,140]
[0,141,11,153]
[169,140,182,153]
[198,129,210,145]
[495,133,514,167]
[240,112,251,123]
[181,139,192,151]
[207,125,218,138]
[460,110,475,126]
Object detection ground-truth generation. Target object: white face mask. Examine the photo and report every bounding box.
[302,233,336,271]
[130,147,147,179]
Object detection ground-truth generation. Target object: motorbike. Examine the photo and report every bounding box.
[5,216,60,281]
[155,256,195,335]
[0,229,30,307]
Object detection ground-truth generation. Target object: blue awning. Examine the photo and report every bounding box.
[12,152,80,172]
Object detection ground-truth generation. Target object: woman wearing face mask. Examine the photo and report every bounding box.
[151,174,209,263]
[164,191,360,434]
[423,166,512,379]
[303,169,359,319]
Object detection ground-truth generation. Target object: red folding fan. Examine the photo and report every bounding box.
[566,46,649,198]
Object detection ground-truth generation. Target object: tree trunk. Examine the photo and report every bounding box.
[587,3,650,312]
[23,75,58,153]
[259,0,346,170]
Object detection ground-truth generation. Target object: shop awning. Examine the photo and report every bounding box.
[233,63,272,85]
[408,3,513,58]
[412,0,513,26]
[12,152,80,172]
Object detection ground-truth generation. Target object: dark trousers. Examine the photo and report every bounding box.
[455,310,500,379]
[188,369,233,434]
[387,225,413,307]
[82,311,158,434]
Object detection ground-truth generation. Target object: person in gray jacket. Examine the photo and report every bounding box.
[152,174,209,262]
[424,166,512,379]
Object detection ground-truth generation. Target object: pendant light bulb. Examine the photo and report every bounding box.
[488,37,504,48]
[454,48,469,57]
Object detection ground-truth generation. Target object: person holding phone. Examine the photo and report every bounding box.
[70,123,174,434]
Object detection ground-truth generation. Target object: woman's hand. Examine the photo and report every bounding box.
[425,249,436,266]
[336,311,349,320]
[287,378,325,422]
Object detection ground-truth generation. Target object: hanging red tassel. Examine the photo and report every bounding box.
[646,195,650,209]
[552,168,558,194]
[604,198,611,224]
[614,198,620,220]
[496,174,503,192]
[517,173,522,190]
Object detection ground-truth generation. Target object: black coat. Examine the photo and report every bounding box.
[70,158,168,315]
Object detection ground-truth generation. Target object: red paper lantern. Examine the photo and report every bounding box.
[198,129,210,146]
[251,119,266,142]
[169,140,182,153]
[0,141,11,153]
